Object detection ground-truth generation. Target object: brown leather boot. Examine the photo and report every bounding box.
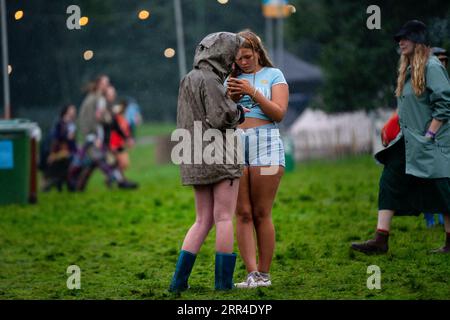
[351,231,389,254]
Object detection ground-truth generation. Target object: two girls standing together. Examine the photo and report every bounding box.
[169,30,289,292]
[169,19,450,293]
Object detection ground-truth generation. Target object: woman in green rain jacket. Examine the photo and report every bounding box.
[169,32,247,292]
[351,20,450,254]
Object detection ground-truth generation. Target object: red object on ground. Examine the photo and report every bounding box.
[381,112,400,146]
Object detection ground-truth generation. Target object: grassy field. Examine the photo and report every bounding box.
[0,124,449,300]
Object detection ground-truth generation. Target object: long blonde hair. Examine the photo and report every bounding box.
[395,44,431,97]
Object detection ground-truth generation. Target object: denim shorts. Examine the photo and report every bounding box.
[239,123,285,167]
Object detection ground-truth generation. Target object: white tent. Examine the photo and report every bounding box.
[289,108,382,161]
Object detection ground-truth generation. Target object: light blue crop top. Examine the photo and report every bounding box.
[229,67,287,121]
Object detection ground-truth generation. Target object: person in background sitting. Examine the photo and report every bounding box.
[42,104,78,192]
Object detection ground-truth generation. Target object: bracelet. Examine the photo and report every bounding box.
[426,130,436,138]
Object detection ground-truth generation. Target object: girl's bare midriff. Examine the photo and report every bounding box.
[238,117,272,129]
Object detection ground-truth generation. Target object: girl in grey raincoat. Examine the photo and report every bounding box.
[352,20,450,254]
[169,32,246,292]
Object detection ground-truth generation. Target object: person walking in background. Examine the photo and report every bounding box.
[351,20,450,255]
[78,74,109,142]
[169,32,247,292]
[102,86,138,189]
[226,30,289,288]
[72,74,111,189]
[110,100,135,174]
[381,47,449,228]
[69,76,137,190]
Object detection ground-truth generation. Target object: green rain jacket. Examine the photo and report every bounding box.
[376,55,450,178]
[176,32,245,185]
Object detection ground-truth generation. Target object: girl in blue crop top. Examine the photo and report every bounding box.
[226,37,288,124]
[226,30,289,289]
[228,67,287,121]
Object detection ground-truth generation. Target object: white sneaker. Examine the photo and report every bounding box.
[234,271,260,289]
[256,273,271,287]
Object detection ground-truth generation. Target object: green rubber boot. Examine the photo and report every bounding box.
[169,250,197,292]
[215,252,237,290]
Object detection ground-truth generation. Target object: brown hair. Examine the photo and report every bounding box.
[395,44,431,97]
[231,30,274,77]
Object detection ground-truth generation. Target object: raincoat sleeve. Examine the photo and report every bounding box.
[427,62,450,121]
[202,77,241,130]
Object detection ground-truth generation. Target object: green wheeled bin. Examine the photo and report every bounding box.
[0,119,41,205]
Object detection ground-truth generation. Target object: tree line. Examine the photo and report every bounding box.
[3,0,450,128]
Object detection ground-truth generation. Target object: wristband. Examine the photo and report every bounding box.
[426,130,436,138]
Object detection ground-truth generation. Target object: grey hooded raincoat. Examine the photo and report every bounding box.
[176,32,245,185]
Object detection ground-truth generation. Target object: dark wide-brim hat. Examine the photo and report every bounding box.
[394,20,428,44]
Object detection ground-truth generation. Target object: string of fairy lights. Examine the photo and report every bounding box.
[9,7,164,68]
[7,1,227,73]
[7,0,296,75]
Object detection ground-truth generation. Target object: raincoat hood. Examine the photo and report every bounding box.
[193,32,244,82]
